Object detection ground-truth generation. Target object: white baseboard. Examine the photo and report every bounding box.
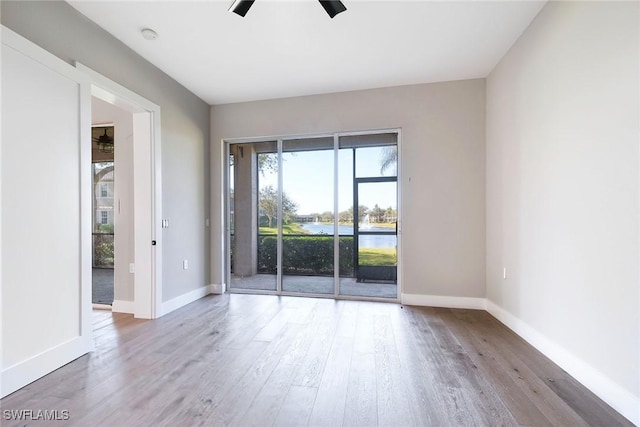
[401,293,487,310]
[209,282,225,294]
[485,300,640,426]
[116,284,225,318]
[1,335,92,398]
[160,285,214,316]
[112,299,135,314]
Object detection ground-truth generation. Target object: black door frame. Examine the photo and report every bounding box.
[353,174,397,282]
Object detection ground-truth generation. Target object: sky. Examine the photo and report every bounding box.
[257,146,397,215]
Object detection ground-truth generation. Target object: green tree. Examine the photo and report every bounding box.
[258,152,278,176]
[339,205,369,223]
[357,205,369,222]
[370,204,385,223]
[338,208,353,223]
[282,194,298,224]
[259,185,298,228]
[320,211,334,222]
[380,146,398,175]
[384,206,397,222]
[260,185,277,228]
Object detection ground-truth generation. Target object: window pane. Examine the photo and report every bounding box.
[281,141,334,295]
[355,145,397,178]
[229,143,278,292]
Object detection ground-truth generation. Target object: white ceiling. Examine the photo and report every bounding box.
[67,0,546,105]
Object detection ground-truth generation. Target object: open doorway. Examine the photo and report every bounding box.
[90,97,135,310]
[79,62,163,319]
[91,124,115,306]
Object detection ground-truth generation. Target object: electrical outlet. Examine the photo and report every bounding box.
[129,263,135,274]
[503,267,507,280]
[183,260,189,270]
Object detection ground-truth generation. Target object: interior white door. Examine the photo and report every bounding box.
[1,26,93,397]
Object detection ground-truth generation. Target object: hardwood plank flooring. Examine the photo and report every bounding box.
[0,294,632,427]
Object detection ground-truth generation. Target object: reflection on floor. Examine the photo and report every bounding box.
[231,274,397,299]
[92,268,114,305]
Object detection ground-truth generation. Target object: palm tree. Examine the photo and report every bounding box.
[380,146,397,174]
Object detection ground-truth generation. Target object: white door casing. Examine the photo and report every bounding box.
[75,63,163,320]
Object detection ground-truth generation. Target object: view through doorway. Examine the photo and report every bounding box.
[227,131,399,300]
[80,60,164,319]
[92,125,115,305]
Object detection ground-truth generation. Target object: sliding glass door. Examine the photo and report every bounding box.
[227,131,398,300]
[281,137,335,294]
[229,142,278,292]
[338,139,398,298]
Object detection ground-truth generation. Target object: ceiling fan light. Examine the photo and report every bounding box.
[229,0,255,17]
[97,129,114,154]
[319,0,346,18]
[99,144,114,154]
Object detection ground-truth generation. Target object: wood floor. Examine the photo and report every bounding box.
[1,294,632,426]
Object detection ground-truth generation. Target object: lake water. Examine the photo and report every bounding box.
[300,223,396,248]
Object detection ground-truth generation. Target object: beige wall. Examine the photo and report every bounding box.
[211,79,486,298]
[1,1,211,302]
[486,1,639,421]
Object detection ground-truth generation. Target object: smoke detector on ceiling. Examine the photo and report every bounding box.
[141,28,158,40]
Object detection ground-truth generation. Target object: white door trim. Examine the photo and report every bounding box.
[75,63,162,319]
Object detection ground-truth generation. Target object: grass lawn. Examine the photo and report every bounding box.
[259,223,308,235]
[359,248,397,266]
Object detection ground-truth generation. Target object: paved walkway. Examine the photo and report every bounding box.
[92,268,114,305]
[231,274,397,298]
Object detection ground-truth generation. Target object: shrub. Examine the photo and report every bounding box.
[93,234,114,267]
[258,235,354,276]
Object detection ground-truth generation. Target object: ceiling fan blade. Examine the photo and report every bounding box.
[230,0,346,18]
[229,0,255,17]
[319,0,346,18]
